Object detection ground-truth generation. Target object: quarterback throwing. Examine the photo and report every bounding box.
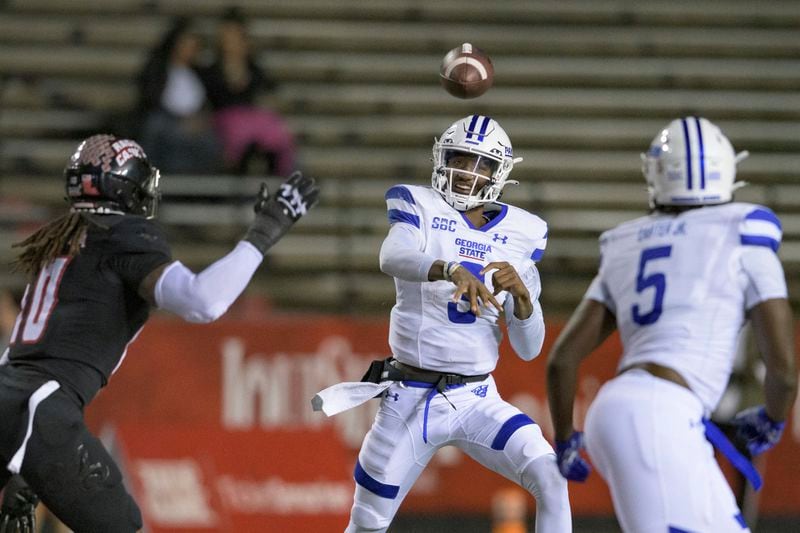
[332,115,572,532]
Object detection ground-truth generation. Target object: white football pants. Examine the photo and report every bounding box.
[585,369,750,533]
[345,376,571,533]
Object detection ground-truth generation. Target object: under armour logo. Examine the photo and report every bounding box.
[471,385,488,398]
[493,233,508,244]
[385,391,400,402]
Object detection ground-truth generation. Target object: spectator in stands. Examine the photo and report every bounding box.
[0,134,317,531]
[136,17,223,174]
[200,7,297,176]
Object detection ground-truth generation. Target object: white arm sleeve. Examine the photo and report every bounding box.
[155,241,263,323]
[741,247,788,310]
[506,300,545,361]
[504,262,545,361]
[379,223,437,282]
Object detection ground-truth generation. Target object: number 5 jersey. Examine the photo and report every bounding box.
[585,202,787,412]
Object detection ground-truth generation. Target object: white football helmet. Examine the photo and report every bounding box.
[432,115,520,211]
[642,116,749,208]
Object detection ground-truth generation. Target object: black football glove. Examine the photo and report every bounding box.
[243,171,320,254]
[0,476,38,533]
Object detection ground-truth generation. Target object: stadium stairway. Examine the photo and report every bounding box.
[1,0,800,316]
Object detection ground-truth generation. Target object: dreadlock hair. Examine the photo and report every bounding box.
[11,212,92,278]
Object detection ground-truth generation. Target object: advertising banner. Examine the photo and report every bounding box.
[108,424,353,532]
[86,316,800,530]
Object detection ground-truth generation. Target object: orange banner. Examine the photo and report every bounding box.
[86,315,800,528]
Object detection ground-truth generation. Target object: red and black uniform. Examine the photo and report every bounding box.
[0,214,170,532]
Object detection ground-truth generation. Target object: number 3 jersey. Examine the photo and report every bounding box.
[4,215,171,404]
[384,184,548,376]
[585,202,787,412]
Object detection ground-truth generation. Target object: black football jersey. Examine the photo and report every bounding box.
[6,215,171,403]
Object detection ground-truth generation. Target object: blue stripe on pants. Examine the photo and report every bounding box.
[491,413,534,450]
[354,460,400,499]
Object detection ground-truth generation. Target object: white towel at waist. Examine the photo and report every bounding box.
[311,381,393,417]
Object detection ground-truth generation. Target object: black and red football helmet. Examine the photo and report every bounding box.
[64,134,161,218]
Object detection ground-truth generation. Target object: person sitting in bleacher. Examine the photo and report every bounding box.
[135,16,223,175]
[199,7,297,177]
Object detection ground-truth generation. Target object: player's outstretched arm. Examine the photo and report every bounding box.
[138,172,319,323]
[546,298,615,480]
[732,298,798,455]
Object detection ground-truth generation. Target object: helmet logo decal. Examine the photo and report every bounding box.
[112,139,146,167]
[464,115,492,144]
[75,134,116,173]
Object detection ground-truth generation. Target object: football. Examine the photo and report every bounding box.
[439,43,494,99]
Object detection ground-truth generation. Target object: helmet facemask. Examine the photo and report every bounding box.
[432,115,518,211]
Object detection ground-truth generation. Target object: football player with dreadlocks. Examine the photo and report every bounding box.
[0,134,318,532]
[315,115,571,532]
[547,117,797,532]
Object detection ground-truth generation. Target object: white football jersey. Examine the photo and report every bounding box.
[585,202,787,412]
[384,184,548,375]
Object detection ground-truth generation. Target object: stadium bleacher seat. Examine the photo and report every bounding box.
[2,0,799,316]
